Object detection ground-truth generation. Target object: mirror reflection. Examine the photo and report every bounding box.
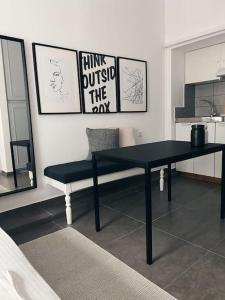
[0,36,36,195]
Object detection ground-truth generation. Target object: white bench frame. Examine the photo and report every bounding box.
[45,167,165,225]
[29,171,34,186]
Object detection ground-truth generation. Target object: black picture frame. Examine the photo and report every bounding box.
[117,56,147,113]
[79,51,118,114]
[32,43,82,115]
[0,34,37,197]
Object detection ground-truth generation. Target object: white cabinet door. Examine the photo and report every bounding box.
[185,44,221,84]
[175,123,194,173]
[193,123,215,177]
[215,123,225,178]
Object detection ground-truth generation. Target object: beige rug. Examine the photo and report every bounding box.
[20,228,176,300]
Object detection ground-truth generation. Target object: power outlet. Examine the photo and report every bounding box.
[137,130,142,138]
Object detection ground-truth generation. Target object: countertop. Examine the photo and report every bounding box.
[175,116,225,123]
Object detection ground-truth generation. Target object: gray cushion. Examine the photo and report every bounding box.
[86,128,119,160]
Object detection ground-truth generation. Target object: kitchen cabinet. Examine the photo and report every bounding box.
[185,43,222,84]
[215,122,225,178]
[218,43,225,72]
[193,122,215,177]
[175,123,194,173]
[176,123,215,177]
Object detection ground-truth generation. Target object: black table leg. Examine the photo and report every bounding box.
[168,163,171,202]
[10,143,18,188]
[145,165,152,265]
[27,144,31,163]
[221,150,225,219]
[92,154,100,231]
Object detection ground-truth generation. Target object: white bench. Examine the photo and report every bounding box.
[44,160,165,225]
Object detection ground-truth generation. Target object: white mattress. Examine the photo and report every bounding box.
[0,228,60,300]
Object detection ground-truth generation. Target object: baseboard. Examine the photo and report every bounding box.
[177,171,221,184]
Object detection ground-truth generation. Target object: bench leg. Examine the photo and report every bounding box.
[160,167,164,192]
[65,194,72,225]
[29,171,34,186]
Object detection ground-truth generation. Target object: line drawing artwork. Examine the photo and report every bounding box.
[49,59,68,98]
[122,66,144,104]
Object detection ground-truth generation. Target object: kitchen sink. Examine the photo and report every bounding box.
[201,116,225,122]
[176,116,225,123]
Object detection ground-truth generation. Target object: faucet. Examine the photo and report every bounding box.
[199,99,217,117]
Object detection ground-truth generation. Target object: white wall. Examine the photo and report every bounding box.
[165,0,225,45]
[0,0,165,212]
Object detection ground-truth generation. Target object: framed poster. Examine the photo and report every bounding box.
[117,57,147,112]
[32,43,81,114]
[79,51,118,113]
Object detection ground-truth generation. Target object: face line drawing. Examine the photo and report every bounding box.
[49,58,64,95]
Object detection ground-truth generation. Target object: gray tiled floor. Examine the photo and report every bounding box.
[2,173,225,299]
[166,253,225,300]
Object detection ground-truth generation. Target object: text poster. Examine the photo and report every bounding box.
[80,52,117,113]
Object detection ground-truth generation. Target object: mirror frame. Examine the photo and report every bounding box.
[0,34,37,197]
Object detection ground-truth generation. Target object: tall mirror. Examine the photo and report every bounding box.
[0,35,36,196]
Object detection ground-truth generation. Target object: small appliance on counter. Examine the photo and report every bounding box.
[191,124,205,147]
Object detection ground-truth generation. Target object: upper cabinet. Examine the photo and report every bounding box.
[185,43,225,84]
[218,43,225,73]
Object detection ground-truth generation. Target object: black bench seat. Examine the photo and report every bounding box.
[44,159,162,225]
[44,160,134,184]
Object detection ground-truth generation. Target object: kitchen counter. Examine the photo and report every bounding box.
[175,116,225,123]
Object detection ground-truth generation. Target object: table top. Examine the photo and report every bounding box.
[93,140,225,168]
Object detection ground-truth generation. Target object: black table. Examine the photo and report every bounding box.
[92,140,225,265]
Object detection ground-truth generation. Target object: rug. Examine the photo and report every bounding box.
[20,228,176,300]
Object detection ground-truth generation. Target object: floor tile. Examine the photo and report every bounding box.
[10,221,61,245]
[104,226,206,287]
[211,236,225,258]
[172,174,217,195]
[172,178,220,211]
[153,201,225,250]
[54,205,143,247]
[166,253,225,300]
[0,205,52,232]
[100,174,144,196]
[101,183,143,206]
[40,196,65,215]
[104,188,180,222]
[41,193,93,217]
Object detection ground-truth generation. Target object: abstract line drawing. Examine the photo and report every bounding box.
[122,67,144,104]
[118,57,147,112]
